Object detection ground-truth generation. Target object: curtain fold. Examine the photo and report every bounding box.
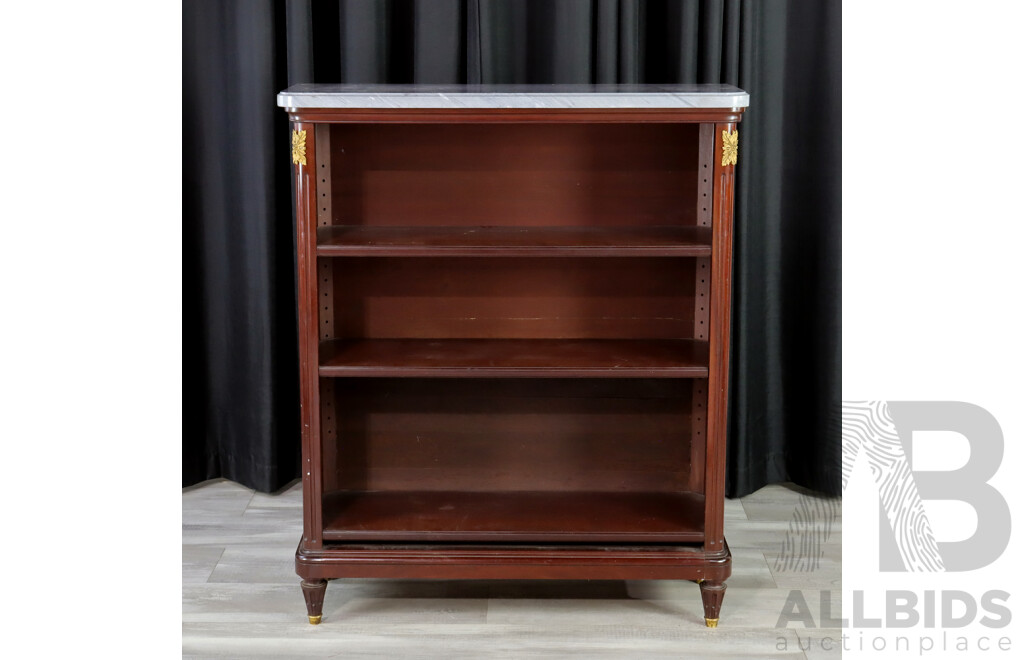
[183,0,299,491]
[183,0,841,497]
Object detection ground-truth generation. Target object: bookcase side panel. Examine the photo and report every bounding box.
[294,121,323,548]
[704,121,738,552]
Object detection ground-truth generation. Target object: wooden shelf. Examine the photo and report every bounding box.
[318,338,709,378]
[316,226,712,257]
[322,490,706,543]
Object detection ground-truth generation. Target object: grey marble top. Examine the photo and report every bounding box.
[277,84,749,110]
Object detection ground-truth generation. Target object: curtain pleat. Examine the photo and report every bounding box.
[183,0,299,491]
[617,0,644,82]
[184,0,841,497]
[593,0,617,83]
[412,0,464,83]
[339,0,389,82]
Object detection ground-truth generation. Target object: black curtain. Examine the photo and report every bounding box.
[183,0,841,497]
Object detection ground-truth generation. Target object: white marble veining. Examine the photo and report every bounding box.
[277,84,749,110]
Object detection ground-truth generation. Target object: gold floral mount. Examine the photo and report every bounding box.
[721,128,738,167]
[292,129,307,166]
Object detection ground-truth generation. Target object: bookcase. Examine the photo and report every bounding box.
[277,84,748,627]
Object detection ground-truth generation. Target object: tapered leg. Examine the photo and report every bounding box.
[301,579,328,625]
[699,580,726,627]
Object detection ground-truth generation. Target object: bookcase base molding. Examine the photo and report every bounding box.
[296,541,731,626]
[278,84,748,628]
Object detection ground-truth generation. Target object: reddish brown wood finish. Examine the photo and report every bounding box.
[327,257,697,340]
[315,127,338,502]
[700,579,727,625]
[329,123,698,230]
[688,122,716,495]
[316,225,712,257]
[296,541,732,582]
[321,491,705,543]
[287,108,745,124]
[300,579,327,622]
[288,101,744,624]
[318,338,708,378]
[322,378,692,496]
[294,122,323,549]
[703,122,738,553]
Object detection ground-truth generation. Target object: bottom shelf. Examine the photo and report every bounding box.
[321,490,705,543]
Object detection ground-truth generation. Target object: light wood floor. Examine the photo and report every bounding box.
[184,480,841,658]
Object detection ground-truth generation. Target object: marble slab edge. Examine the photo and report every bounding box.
[277,92,749,110]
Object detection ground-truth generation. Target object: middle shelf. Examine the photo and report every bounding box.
[318,338,709,378]
[316,225,713,257]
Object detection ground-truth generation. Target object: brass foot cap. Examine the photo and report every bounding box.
[705,618,719,628]
[308,615,322,625]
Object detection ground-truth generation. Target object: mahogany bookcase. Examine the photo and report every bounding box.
[277,84,747,627]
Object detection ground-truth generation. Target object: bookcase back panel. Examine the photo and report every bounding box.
[329,257,696,340]
[320,378,694,494]
[329,123,699,228]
